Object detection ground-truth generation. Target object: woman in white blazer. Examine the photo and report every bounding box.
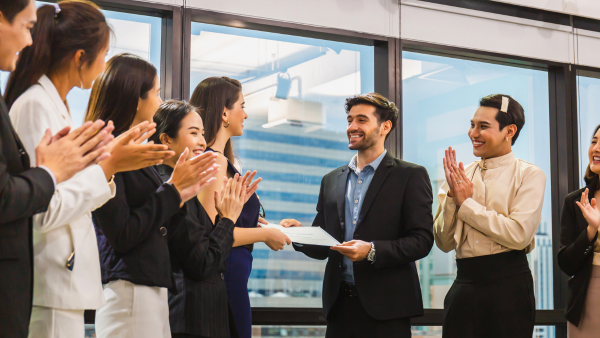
[5,2,175,337]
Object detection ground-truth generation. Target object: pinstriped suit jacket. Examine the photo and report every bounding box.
[158,165,237,337]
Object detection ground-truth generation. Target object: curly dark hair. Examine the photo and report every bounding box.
[344,92,398,140]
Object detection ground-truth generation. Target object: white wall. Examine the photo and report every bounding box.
[132,0,183,5]
[402,0,600,69]
[186,0,400,38]
[493,0,600,21]
[131,0,600,68]
[401,0,574,63]
[135,0,400,37]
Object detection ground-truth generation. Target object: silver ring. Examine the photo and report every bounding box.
[457,180,462,184]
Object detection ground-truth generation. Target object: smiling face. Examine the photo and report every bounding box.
[223,91,247,137]
[588,128,600,175]
[0,0,36,72]
[346,104,389,151]
[469,106,515,158]
[162,111,207,161]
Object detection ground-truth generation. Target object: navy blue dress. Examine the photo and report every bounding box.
[207,148,260,338]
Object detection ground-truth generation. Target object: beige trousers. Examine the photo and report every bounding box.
[28,306,85,338]
[95,279,171,338]
[568,265,600,338]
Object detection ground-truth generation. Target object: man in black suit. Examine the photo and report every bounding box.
[0,1,114,336]
[282,93,434,338]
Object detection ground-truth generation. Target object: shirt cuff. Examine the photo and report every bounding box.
[457,197,478,223]
[38,165,57,191]
[443,196,457,213]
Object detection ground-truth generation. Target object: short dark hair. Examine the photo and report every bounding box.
[0,0,30,23]
[344,92,398,140]
[479,94,525,145]
[150,100,199,145]
[84,53,157,136]
[585,124,600,191]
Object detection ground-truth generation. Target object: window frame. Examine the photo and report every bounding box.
[41,1,600,336]
[182,8,400,153]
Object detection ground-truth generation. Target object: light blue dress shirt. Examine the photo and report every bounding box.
[342,150,387,284]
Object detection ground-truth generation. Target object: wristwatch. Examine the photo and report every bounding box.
[367,242,376,262]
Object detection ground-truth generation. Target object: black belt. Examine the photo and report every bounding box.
[456,250,531,283]
[340,282,358,298]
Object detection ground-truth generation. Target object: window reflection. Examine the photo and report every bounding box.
[190,22,374,307]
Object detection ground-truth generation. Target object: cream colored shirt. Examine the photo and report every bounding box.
[433,152,547,259]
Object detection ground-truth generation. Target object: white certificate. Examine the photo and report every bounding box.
[260,223,340,246]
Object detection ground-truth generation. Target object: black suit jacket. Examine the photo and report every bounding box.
[0,96,54,338]
[157,165,238,338]
[294,152,434,320]
[93,167,186,288]
[558,186,599,326]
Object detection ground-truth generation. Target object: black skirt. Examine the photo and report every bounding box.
[442,250,535,338]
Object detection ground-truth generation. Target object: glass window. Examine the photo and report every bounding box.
[402,51,554,314]
[577,72,600,186]
[1,2,162,128]
[190,22,374,307]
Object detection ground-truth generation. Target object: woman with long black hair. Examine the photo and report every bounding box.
[86,54,219,338]
[559,124,600,337]
[6,2,174,337]
[191,77,291,338]
[151,100,257,338]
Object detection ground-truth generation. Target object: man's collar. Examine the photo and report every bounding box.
[348,149,387,173]
[478,151,515,170]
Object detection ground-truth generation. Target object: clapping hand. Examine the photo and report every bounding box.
[100,122,175,178]
[169,148,220,205]
[240,170,262,203]
[36,120,114,184]
[576,188,600,241]
[443,146,473,207]
[214,174,246,223]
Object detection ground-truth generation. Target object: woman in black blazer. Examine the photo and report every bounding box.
[87,55,220,338]
[151,100,255,338]
[559,124,600,338]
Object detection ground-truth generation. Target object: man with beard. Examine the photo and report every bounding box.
[280,93,434,337]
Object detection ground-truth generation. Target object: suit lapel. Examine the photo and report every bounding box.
[0,97,29,169]
[336,166,349,230]
[356,154,394,229]
[141,166,164,187]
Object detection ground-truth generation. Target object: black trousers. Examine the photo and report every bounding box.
[326,283,411,338]
[442,250,535,338]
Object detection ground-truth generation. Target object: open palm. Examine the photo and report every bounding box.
[576,188,600,230]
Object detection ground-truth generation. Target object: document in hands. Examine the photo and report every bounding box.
[260,223,340,246]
